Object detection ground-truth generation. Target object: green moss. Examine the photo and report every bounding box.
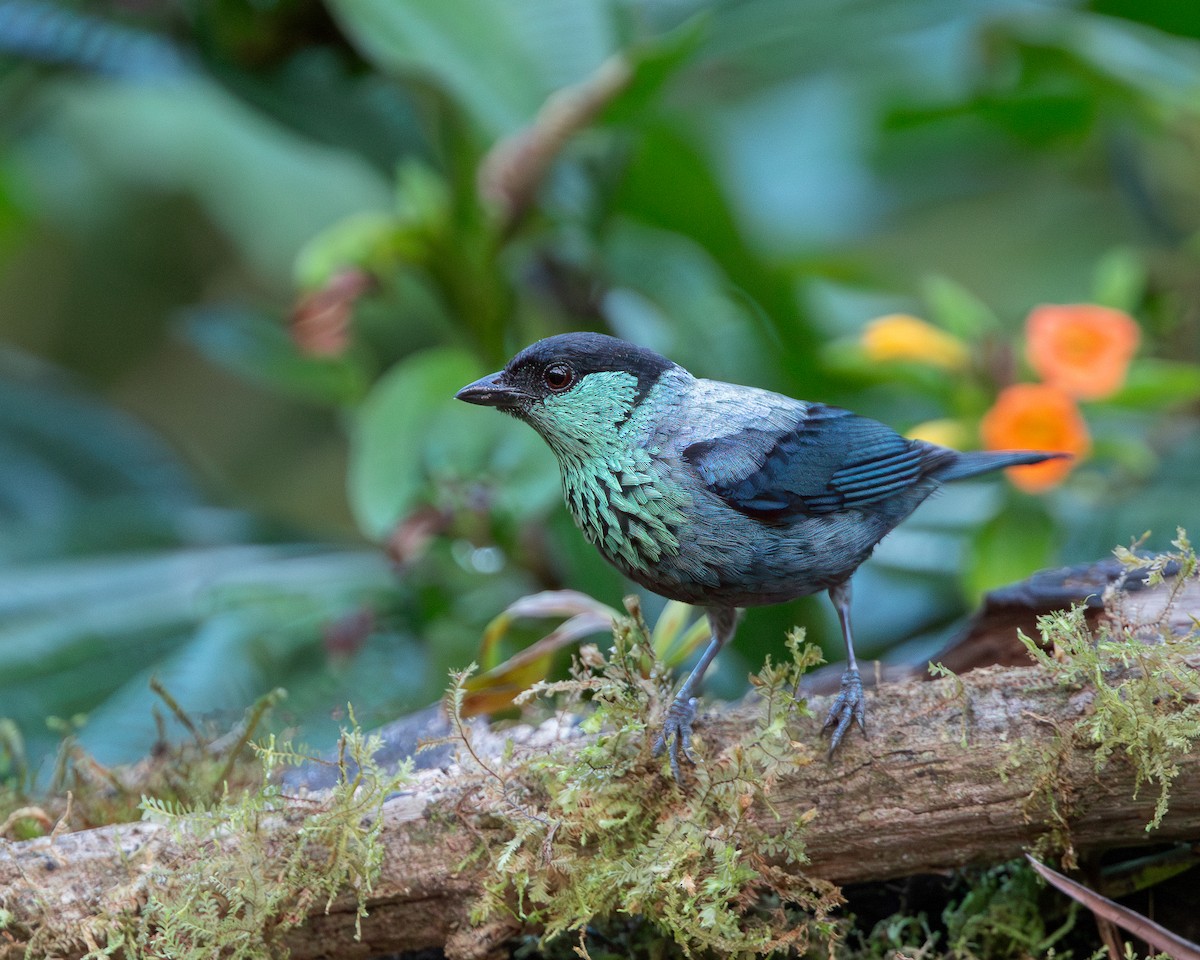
[1019,529,1200,831]
[13,710,409,960]
[838,862,1079,960]
[1,687,288,841]
[941,862,1078,959]
[449,604,840,958]
[134,718,410,958]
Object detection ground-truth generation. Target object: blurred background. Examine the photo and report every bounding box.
[1,0,1198,776]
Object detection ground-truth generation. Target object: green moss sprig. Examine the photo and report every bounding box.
[1019,529,1200,830]
[453,601,840,958]
[134,715,410,957]
[12,711,410,960]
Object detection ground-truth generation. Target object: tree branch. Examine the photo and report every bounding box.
[2,575,1198,959]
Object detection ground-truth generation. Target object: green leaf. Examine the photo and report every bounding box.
[182,306,369,406]
[963,494,1055,602]
[1004,11,1200,114]
[350,349,476,541]
[1091,248,1145,312]
[77,613,265,764]
[327,0,615,137]
[0,359,420,772]
[600,217,774,386]
[1107,359,1200,409]
[0,546,266,764]
[599,16,709,125]
[25,77,391,283]
[293,212,410,290]
[394,160,453,233]
[921,275,1000,340]
[609,120,823,388]
[75,548,398,764]
[0,165,26,258]
[348,348,557,540]
[0,351,204,560]
[294,163,456,289]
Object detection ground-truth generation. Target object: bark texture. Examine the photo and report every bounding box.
[1,571,1197,959]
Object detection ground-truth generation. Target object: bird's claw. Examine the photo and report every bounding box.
[652,696,699,783]
[823,668,866,754]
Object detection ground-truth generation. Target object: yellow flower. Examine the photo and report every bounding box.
[861,314,969,370]
[906,418,971,450]
[980,383,1090,492]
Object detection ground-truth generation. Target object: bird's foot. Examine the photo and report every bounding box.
[652,695,699,783]
[823,668,866,754]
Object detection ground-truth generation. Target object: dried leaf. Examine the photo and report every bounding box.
[1027,855,1200,960]
[464,602,617,715]
[478,590,619,670]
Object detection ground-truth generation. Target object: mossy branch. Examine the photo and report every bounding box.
[1,563,1198,960]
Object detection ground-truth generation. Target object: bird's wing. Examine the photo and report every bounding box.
[681,403,929,518]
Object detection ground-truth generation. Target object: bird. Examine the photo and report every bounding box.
[456,332,1066,780]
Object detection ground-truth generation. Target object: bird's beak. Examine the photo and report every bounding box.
[455,371,524,408]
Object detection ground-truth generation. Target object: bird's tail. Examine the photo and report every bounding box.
[929,449,1071,483]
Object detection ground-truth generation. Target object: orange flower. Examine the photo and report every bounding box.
[1026,304,1139,400]
[861,314,969,370]
[980,383,1090,492]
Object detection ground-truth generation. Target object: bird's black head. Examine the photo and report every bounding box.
[455,333,676,451]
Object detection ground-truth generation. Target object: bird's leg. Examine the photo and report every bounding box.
[822,580,867,753]
[652,606,739,783]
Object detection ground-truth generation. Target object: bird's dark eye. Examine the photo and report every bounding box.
[543,363,575,392]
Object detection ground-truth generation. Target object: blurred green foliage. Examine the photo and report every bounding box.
[1,0,1199,775]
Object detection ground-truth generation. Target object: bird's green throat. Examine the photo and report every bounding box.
[526,371,689,575]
